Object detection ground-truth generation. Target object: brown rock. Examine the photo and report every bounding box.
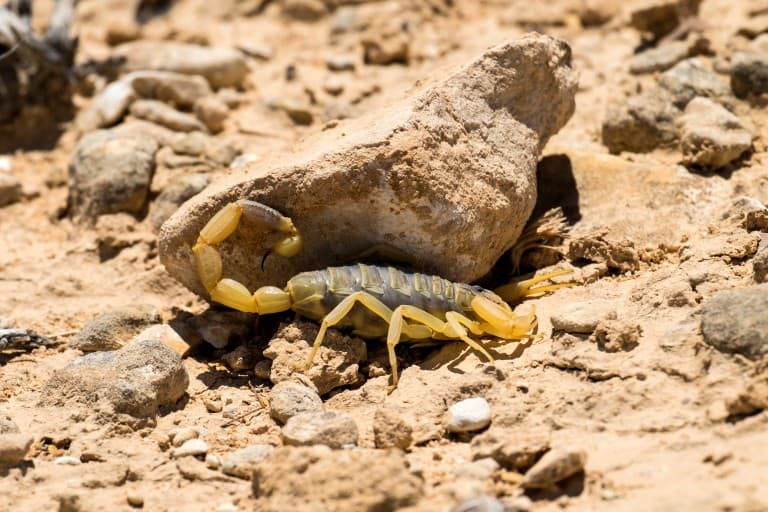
[252,446,423,511]
[158,34,576,297]
[520,448,587,489]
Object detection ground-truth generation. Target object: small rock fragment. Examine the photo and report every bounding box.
[731,51,768,98]
[453,458,500,480]
[221,444,274,479]
[205,453,222,469]
[106,21,140,46]
[569,232,640,272]
[701,284,768,359]
[269,380,323,424]
[126,492,144,508]
[132,324,193,356]
[451,496,505,512]
[0,434,33,466]
[326,55,356,71]
[281,0,327,21]
[222,345,255,371]
[678,97,752,168]
[754,240,768,282]
[172,438,209,458]
[204,397,223,413]
[323,76,345,96]
[170,427,199,447]
[252,446,422,511]
[129,70,212,109]
[41,339,189,419]
[628,0,702,39]
[550,301,616,334]
[194,96,229,133]
[278,99,313,125]
[77,80,136,131]
[726,365,768,416]
[471,430,550,472]
[70,305,162,352]
[373,406,413,449]
[264,321,366,395]
[114,41,248,89]
[0,174,22,207]
[130,99,207,133]
[281,411,359,448]
[68,129,159,220]
[0,416,19,434]
[520,448,587,489]
[629,36,710,74]
[446,397,492,433]
[589,319,642,352]
[54,455,82,465]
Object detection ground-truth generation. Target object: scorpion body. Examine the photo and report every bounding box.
[192,199,566,389]
[286,264,496,338]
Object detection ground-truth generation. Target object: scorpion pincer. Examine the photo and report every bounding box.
[192,199,569,390]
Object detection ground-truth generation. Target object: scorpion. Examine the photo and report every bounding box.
[192,199,569,389]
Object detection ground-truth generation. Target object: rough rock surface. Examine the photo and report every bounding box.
[113,42,248,89]
[129,100,208,133]
[678,97,752,168]
[268,379,324,424]
[520,448,587,489]
[68,129,159,220]
[150,173,210,231]
[40,339,189,419]
[263,320,366,395]
[69,304,162,352]
[252,446,423,511]
[281,410,359,448]
[0,434,33,466]
[0,174,22,207]
[701,284,768,359]
[221,444,275,479]
[158,34,577,296]
[602,59,731,153]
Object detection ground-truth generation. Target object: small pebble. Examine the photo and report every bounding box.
[230,153,260,170]
[221,444,275,479]
[450,496,505,512]
[520,448,587,489]
[326,54,356,71]
[171,438,208,458]
[54,455,82,465]
[446,397,492,433]
[268,380,323,424]
[205,453,222,470]
[281,411,359,448]
[0,434,33,465]
[204,397,223,413]
[170,427,199,447]
[126,492,144,508]
[217,503,238,512]
[323,76,345,96]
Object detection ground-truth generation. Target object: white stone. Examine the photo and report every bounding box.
[446,397,491,433]
[53,455,82,465]
[171,438,208,458]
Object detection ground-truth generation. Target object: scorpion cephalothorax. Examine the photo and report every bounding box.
[192,199,569,390]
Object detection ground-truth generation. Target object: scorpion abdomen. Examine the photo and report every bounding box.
[285,264,484,337]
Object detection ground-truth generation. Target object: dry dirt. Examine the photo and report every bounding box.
[2,0,768,511]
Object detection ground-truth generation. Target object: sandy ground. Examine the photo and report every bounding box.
[1,0,768,511]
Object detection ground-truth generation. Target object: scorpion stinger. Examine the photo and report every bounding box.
[192,199,301,314]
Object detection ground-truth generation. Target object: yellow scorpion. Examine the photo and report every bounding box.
[192,199,568,389]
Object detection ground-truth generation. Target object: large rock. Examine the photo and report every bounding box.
[252,446,423,511]
[677,97,752,168]
[159,34,576,296]
[701,284,768,359]
[40,339,189,419]
[113,42,248,89]
[68,129,159,220]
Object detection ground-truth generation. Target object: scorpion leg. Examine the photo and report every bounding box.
[304,291,393,371]
[493,268,573,303]
[471,295,538,339]
[385,306,491,391]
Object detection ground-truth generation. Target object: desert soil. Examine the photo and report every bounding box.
[2,0,768,511]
